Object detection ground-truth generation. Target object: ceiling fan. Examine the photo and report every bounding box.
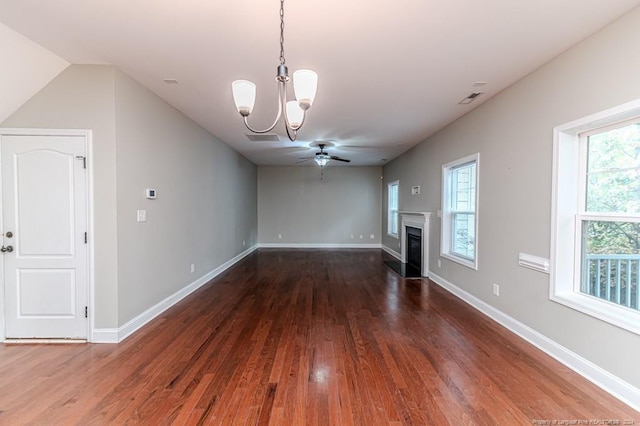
[298,144,351,167]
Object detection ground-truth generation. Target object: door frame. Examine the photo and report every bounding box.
[0,128,94,342]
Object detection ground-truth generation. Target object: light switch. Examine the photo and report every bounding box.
[137,210,147,222]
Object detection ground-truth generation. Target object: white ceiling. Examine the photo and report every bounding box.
[0,23,68,124]
[0,0,639,166]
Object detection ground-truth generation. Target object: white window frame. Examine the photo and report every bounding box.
[441,153,479,270]
[551,99,640,335]
[387,180,399,238]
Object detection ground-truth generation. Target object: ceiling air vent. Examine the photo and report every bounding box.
[458,91,484,105]
[245,134,280,142]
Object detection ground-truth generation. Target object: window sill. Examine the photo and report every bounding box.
[550,292,640,336]
[441,252,478,270]
[387,233,399,239]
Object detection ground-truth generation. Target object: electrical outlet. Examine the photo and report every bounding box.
[359,234,363,239]
[242,240,246,247]
[370,234,375,239]
[492,283,500,296]
[137,210,147,222]
[190,264,195,273]
[437,259,441,268]
[278,234,282,240]
[350,234,354,239]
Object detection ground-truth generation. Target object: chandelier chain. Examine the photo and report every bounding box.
[279,0,286,65]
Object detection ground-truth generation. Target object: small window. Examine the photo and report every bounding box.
[552,99,640,335]
[387,181,399,238]
[441,153,479,269]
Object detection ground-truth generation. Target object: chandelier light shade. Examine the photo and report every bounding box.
[231,0,317,141]
[293,69,318,110]
[285,101,304,129]
[231,80,256,117]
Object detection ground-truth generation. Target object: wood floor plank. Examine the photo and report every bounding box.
[0,249,637,425]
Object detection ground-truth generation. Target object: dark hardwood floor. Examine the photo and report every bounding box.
[0,249,637,424]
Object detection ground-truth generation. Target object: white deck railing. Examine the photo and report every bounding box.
[583,254,640,310]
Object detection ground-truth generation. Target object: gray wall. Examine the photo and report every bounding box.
[382,7,640,388]
[2,65,258,329]
[114,70,257,324]
[258,166,382,245]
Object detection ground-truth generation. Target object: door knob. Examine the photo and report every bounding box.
[5,231,12,238]
[1,245,13,253]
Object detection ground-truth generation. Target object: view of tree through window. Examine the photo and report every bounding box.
[451,162,476,259]
[441,153,479,269]
[581,120,640,310]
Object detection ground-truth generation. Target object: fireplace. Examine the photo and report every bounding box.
[384,212,431,278]
[406,227,422,271]
[400,211,431,277]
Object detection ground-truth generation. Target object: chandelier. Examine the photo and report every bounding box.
[231,0,318,141]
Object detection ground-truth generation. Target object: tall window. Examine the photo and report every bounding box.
[552,100,640,335]
[579,120,640,309]
[441,153,479,269]
[387,181,399,237]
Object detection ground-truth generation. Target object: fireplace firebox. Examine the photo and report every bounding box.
[406,226,422,271]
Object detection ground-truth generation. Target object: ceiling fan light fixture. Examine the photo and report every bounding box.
[231,0,317,141]
[314,154,330,167]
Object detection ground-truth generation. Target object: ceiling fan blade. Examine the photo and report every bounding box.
[330,156,351,163]
[296,158,312,163]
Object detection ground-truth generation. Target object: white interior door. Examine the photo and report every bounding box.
[1,133,88,339]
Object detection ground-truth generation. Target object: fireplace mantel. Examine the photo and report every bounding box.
[399,212,432,277]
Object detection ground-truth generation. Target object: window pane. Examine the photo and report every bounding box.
[586,122,640,214]
[391,210,398,235]
[388,182,399,236]
[580,220,640,311]
[452,163,476,213]
[452,213,475,259]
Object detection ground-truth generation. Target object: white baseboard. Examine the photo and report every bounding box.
[4,339,86,344]
[91,245,258,344]
[381,245,401,260]
[428,271,640,412]
[90,328,119,343]
[257,243,381,249]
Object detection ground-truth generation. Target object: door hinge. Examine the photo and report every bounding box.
[85,306,88,318]
[84,232,87,244]
[76,155,86,169]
